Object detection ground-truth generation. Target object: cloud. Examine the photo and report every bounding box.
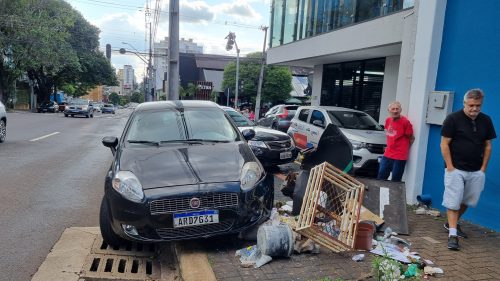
[179,1,216,24]
[215,1,261,22]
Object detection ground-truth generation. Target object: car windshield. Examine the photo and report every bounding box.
[104,104,113,108]
[125,108,240,144]
[226,110,255,127]
[327,110,383,131]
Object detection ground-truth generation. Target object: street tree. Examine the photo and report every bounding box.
[131,91,144,103]
[108,92,120,105]
[0,0,117,104]
[222,52,292,105]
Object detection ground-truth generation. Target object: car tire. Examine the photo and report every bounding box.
[71,115,74,117]
[0,119,6,143]
[64,114,68,117]
[86,114,90,118]
[90,113,94,118]
[99,197,129,248]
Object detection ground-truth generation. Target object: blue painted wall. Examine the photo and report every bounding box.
[423,0,500,231]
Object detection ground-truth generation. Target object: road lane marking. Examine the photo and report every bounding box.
[30,132,60,142]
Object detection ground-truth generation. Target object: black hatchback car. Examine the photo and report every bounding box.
[100,101,273,246]
[222,106,298,169]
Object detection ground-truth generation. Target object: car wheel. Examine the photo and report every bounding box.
[86,114,90,118]
[64,114,68,117]
[90,113,94,118]
[71,115,74,117]
[99,197,129,248]
[0,119,6,143]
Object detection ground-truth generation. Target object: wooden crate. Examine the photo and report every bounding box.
[296,162,364,252]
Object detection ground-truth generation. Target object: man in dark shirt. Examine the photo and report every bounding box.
[440,88,496,250]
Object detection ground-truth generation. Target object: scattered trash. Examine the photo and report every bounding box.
[257,224,294,257]
[404,264,419,277]
[294,236,320,254]
[352,254,365,262]
[235,245,273,268]
[416,194,432,206]
[424,266,444,275]
[279,204,293,213]
[359,206,384,227]
[370,241,420,264]
[415,206,441,217]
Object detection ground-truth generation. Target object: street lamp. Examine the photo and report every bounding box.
[225,32,240,109]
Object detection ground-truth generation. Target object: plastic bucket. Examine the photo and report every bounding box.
[354,222,375,250]
[257,224,294,257]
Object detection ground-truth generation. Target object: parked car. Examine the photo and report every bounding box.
[256,104,299,132]
[64,100,94,118]
[101,103,115,114]
[93,103,102,113]
[287,106,386,177]
[221,106,298,168]
[99,100,274,247]
[58,102,69,112]
[222,106,298,169]
[37,101,59,113]
[0,101,6,143]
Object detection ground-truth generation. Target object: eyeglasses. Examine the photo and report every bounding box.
[471,120,477,132]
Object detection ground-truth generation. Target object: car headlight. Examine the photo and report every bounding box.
[112,171,144,203]
[248,140,267,149]
[349,139,367,150]
[240,162,263,191]
[82,105,88,111]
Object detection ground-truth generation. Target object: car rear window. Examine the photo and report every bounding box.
[298,109,310,122]
[327,110,383,131]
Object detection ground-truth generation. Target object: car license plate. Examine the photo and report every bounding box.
[280,151,292,159]
[173,210,219,228]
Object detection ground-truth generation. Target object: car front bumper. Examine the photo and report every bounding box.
[105,174,274,242]
[65,109,91,116]
[250,146,298,167]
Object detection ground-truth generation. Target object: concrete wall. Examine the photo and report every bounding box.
[423,0,500,231]
[379,55,400,123]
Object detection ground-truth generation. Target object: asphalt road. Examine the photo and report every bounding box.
[0,109,131,281]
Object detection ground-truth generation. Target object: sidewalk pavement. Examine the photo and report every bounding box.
[204,178,500,281]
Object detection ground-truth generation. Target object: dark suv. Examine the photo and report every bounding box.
[256,104,299,132]
[37,101,59,113]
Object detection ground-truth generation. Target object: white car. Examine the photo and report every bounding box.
[287,106,386,176]
[0,101,6,142]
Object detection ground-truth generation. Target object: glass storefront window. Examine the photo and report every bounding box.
[270,0,414,47]
[283,0,299,44]
[321,58,385,120]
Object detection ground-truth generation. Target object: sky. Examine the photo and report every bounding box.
[66,0,271,81]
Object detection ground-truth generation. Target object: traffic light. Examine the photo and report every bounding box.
[225,32,235,51]
[105,44,111,60]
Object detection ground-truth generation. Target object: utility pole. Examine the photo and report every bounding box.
[167,0,180,100]
[255,26,268,120]
[148,22,153,102]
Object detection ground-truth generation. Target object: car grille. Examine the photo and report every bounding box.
[266,139,292,150]
[150,193,239,215]
[156,219,234,239]
[366,143,385,154]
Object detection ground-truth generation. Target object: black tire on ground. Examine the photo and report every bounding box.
[90,113,94,118]
[99,197,129,248]
[64,114,68,117]
[71,115,74,117]
[0,119,6,143]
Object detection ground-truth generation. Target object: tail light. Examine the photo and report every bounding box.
[277,108,288,119]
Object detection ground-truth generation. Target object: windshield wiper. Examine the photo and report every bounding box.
[186,139,230,143]
[127,140,159,146]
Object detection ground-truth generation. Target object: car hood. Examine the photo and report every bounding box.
[239,126,290,141]
[340,128,386,145]
[117,142,256,189]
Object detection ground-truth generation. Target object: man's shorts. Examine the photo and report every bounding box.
[442,169,485,210]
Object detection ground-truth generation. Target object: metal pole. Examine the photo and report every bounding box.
[167,0,180,100]
[255,26,268,120]
[147,22,153,102]
[234,43,240,110]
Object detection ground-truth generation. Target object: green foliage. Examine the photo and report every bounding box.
[222,52,293,105]
[180,83,197,98]
[131,92,144,103]
[0,0,117,103]
[108,92,120,105]
[371,245,421,281]
[119,95,130,106]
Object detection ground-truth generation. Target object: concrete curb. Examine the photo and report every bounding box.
[175,241,217,281]
[31,227,99,281]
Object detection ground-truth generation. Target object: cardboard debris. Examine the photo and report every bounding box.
[359,205,384,226]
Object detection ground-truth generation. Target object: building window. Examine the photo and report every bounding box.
[321,58,385,121]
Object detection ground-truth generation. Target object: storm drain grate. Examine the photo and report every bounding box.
[79,237,161,280]
[80,254,160,280]
[91,236,157,257]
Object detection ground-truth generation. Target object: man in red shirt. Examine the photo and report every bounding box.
[377,101,415,181]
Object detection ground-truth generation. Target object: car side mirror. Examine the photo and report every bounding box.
[312,120,324,127]
[102,136,118,155]
[241,129,256,141]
